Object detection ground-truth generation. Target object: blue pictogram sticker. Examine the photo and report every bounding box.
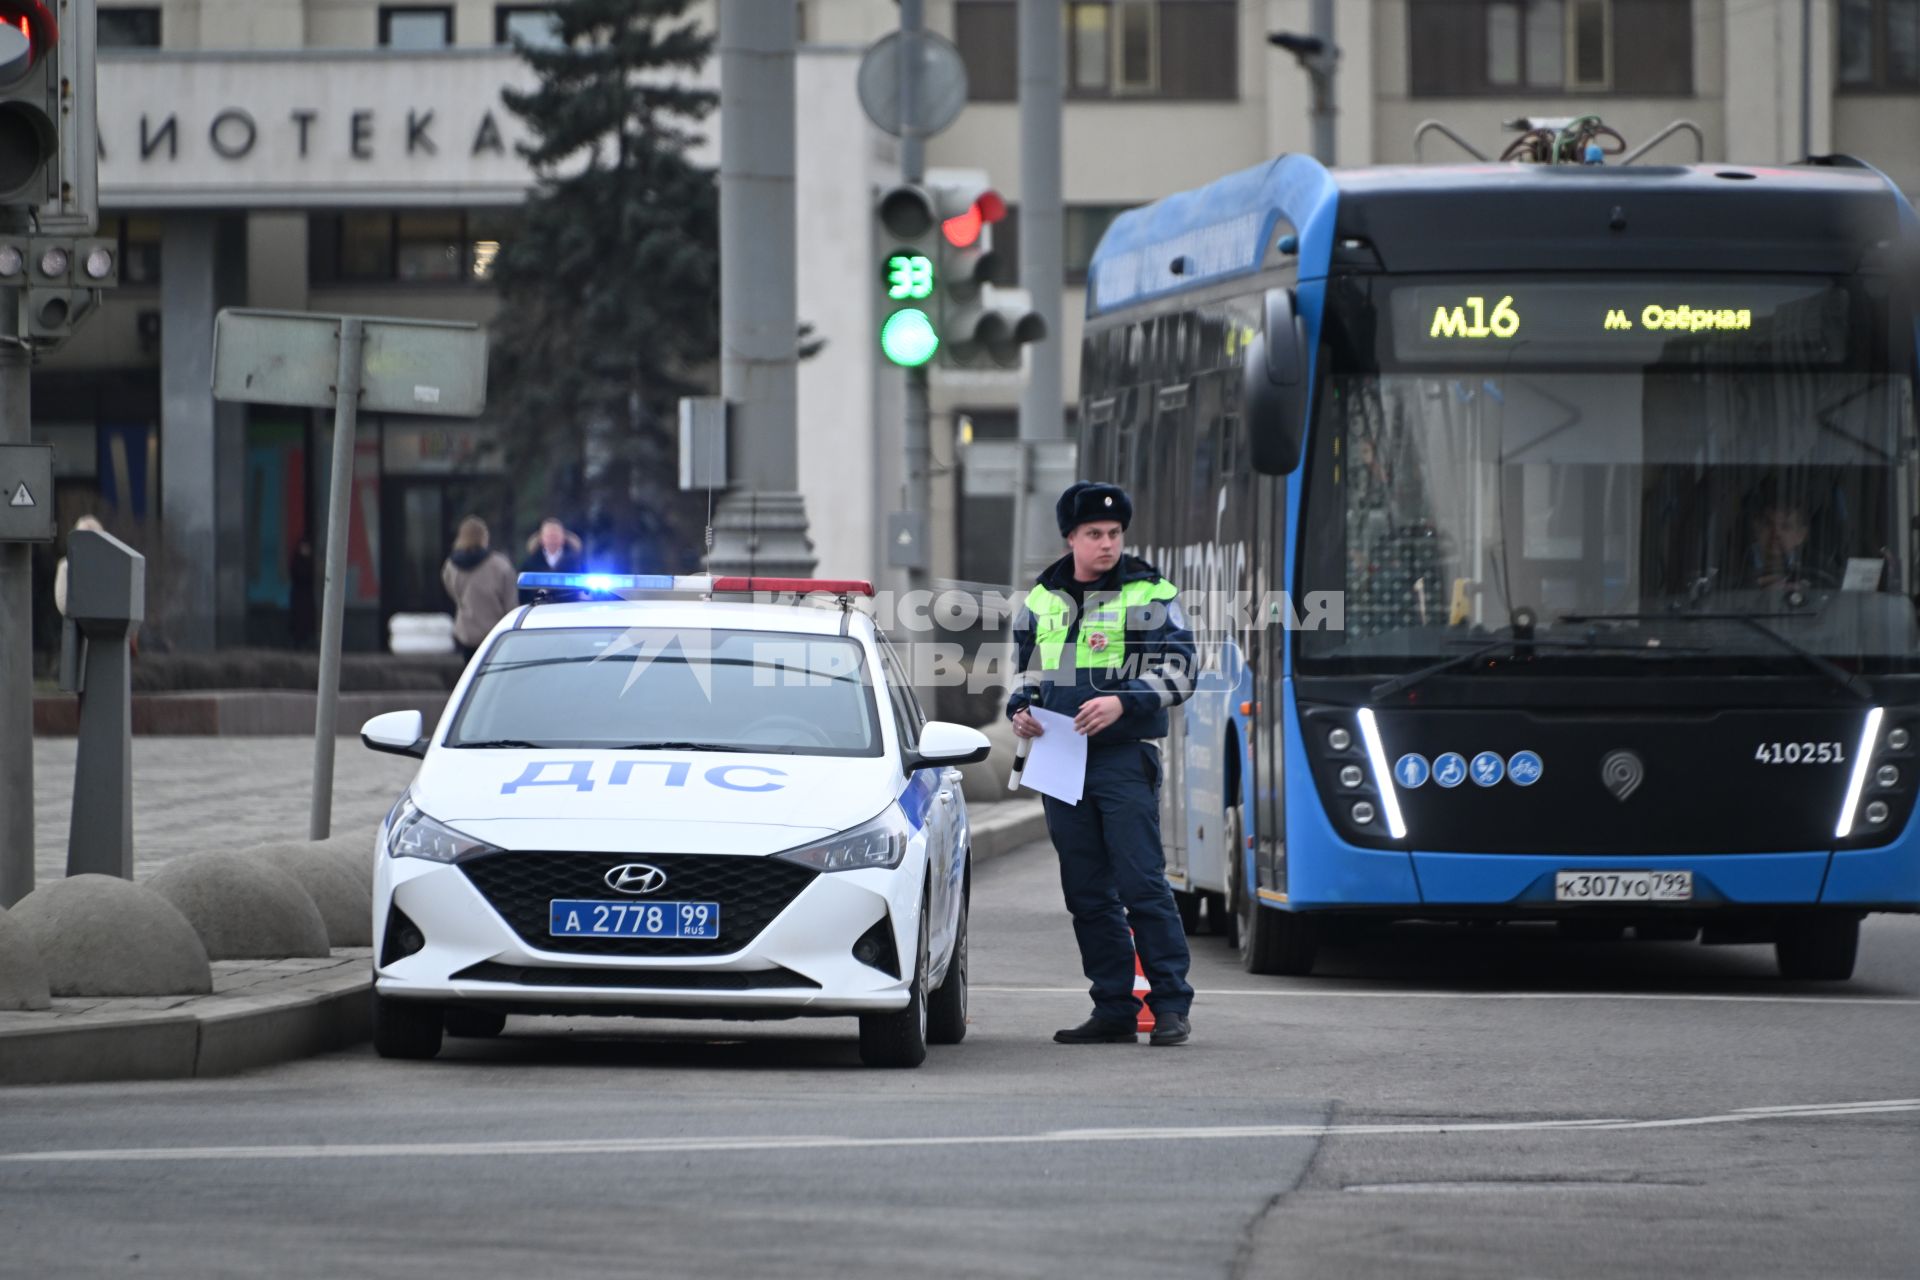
[1470,751,1505,787]
[1433,752,1467,788]
[1394,753,1431,789]
[1507,750,1544,786]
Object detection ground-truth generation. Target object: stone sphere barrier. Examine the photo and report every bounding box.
[0,905,52,1010]
[315,828,380,894]
[146,851,331,960]
[246,842,374,947]
[10,875,212,996]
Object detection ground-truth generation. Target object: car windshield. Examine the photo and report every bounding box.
[1299,273,1920,676]
[446,627,884,755]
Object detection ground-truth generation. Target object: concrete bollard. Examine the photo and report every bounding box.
[11,875,212,996]
[146,851,331,960]
[0,905,52,1010]
[245,842,373,947]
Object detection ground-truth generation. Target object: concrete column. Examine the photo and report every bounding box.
[159,214,246,651]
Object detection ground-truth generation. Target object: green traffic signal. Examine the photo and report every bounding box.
[880,307,939,367]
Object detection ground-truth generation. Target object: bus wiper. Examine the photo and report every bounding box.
[448,738,547,749]
[1370,636,1516,702]
[1558,612,1874,704]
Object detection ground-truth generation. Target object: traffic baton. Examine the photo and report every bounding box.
[1131,931,1155,1032]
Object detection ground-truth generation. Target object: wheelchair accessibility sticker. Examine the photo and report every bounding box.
[1433,752,1468,788]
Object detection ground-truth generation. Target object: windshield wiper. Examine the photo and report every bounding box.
[447,738,547,749]
[1558,612,1874,704]
[612,741,759,753]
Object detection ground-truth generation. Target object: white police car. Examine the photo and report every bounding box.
[359,573,990,1068]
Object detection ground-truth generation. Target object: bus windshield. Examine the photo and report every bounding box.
[1298,274,1920,676]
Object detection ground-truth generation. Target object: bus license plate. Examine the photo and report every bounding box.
[548,900,720,939]
[1554,872,1692,903]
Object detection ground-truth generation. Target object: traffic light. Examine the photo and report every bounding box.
[928,180,1045,370]
[0,2,58,205]
[876,183,940,368]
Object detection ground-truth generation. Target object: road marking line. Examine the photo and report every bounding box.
[974,986,1920,1006]
[3,1101,1913,1165]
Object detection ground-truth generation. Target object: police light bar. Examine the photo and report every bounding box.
[516,572,688,593]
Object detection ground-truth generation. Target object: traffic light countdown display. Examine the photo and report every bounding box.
[0,1,115,343]
[875,179,1044,370]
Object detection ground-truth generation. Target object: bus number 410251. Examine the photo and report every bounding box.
[1754,741,1844,765]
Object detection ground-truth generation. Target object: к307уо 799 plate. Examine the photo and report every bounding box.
[1553,871,1693,902]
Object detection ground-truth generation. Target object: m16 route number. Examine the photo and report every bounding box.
[1430,294,1520,340]
[1754,741,1845,765]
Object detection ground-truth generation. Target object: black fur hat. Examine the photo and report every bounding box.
[1056,482,1132,537]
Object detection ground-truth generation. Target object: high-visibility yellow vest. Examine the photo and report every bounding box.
[1024,576,1179,673]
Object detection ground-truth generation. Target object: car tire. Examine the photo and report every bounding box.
[1205,891,1234,943]
[927,886,968,1046]
[444,1008,507,1039]
[1775,914,1860,981]
[859,895,930,1068]
[1174,889,1202,935]
[372,993,443,1060]
[1230,806,1315,976]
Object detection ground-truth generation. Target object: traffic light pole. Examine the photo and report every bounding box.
[0,268,30,908]
[1013,0,1064,592]
[898,0,935,704]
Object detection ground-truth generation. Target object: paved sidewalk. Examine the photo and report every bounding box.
[30,736,420,887]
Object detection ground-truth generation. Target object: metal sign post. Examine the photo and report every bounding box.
[212,309,488,838]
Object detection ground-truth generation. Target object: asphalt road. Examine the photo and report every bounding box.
[3,842,1917,1279]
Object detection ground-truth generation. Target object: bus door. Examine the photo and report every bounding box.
[1253,471,1286,895]
[1151,376,1194,890]
[1180,372,1233,898]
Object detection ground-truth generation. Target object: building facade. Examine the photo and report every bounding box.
[29,1,1916,656]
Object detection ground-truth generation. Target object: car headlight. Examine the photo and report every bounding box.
[774,805,912,872]
[386,795,501,863]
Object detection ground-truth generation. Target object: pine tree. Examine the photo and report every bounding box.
[492,0,717,574]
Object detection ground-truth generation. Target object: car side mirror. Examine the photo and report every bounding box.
[361,709,428,759]
[1244,286,1310,476]
[908,721,993,771]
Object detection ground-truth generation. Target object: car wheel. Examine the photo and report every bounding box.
[1173,889,1202,935]
[927,885,968,1045]
[372,993,443,1060]
[1203,892,1232,941]
[444,1008,507,1039]
[1775,914,1860,981]
[1231,806,1315,976]
[859,895,930,1068]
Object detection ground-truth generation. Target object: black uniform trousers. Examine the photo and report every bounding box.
[1042,738,1195,1023]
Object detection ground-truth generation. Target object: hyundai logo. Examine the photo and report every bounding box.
[605,863,668,895]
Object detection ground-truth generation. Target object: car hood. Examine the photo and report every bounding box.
[413,748,896,852]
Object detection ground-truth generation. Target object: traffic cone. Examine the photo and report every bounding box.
[1131,932,1154,1033]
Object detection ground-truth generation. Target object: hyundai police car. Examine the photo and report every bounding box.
[359,573,991,1069]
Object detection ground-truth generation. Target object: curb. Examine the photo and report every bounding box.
[0,969,371,1088]
[1,802,1050,1087]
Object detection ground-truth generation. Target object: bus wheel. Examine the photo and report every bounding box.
[1173,889,1202,935]
[1775,914,1860,981]
[1229,806,1316,976]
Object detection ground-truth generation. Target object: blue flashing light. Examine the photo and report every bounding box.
[516,572,676,593]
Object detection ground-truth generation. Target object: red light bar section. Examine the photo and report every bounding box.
[711,577,875,596]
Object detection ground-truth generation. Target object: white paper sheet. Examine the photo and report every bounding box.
[1016,707,1088,805]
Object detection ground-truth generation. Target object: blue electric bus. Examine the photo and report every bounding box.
[1080,147,1920,979]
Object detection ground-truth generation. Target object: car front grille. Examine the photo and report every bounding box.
[457,850,818,957]
[451,960,820,990]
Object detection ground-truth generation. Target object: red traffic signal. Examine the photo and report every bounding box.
[0,0,56,202]
[0,2,55,79]
[940,189,1007,249]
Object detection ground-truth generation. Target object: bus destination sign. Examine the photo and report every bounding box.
[1389,280,1848,364]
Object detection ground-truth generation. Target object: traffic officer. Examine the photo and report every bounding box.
[1008,481,1197,1046]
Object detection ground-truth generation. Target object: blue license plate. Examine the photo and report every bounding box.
[548,900,721,939]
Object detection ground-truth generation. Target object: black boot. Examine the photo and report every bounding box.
[1148,1011,1190,1046]
[1053,1015,1139,1044]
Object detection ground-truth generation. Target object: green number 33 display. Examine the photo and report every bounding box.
[887,253,934,301]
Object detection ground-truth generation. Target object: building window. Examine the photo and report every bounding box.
[1410,0,1692,97]
[98,215,162,286]
[1065,205,1135,282]
[309,212,506,286]
[99,7,162,49]
[1840,0,1920,89]
[380,6,454,50]
[956,1,1236,102]
[496,5,564,48]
